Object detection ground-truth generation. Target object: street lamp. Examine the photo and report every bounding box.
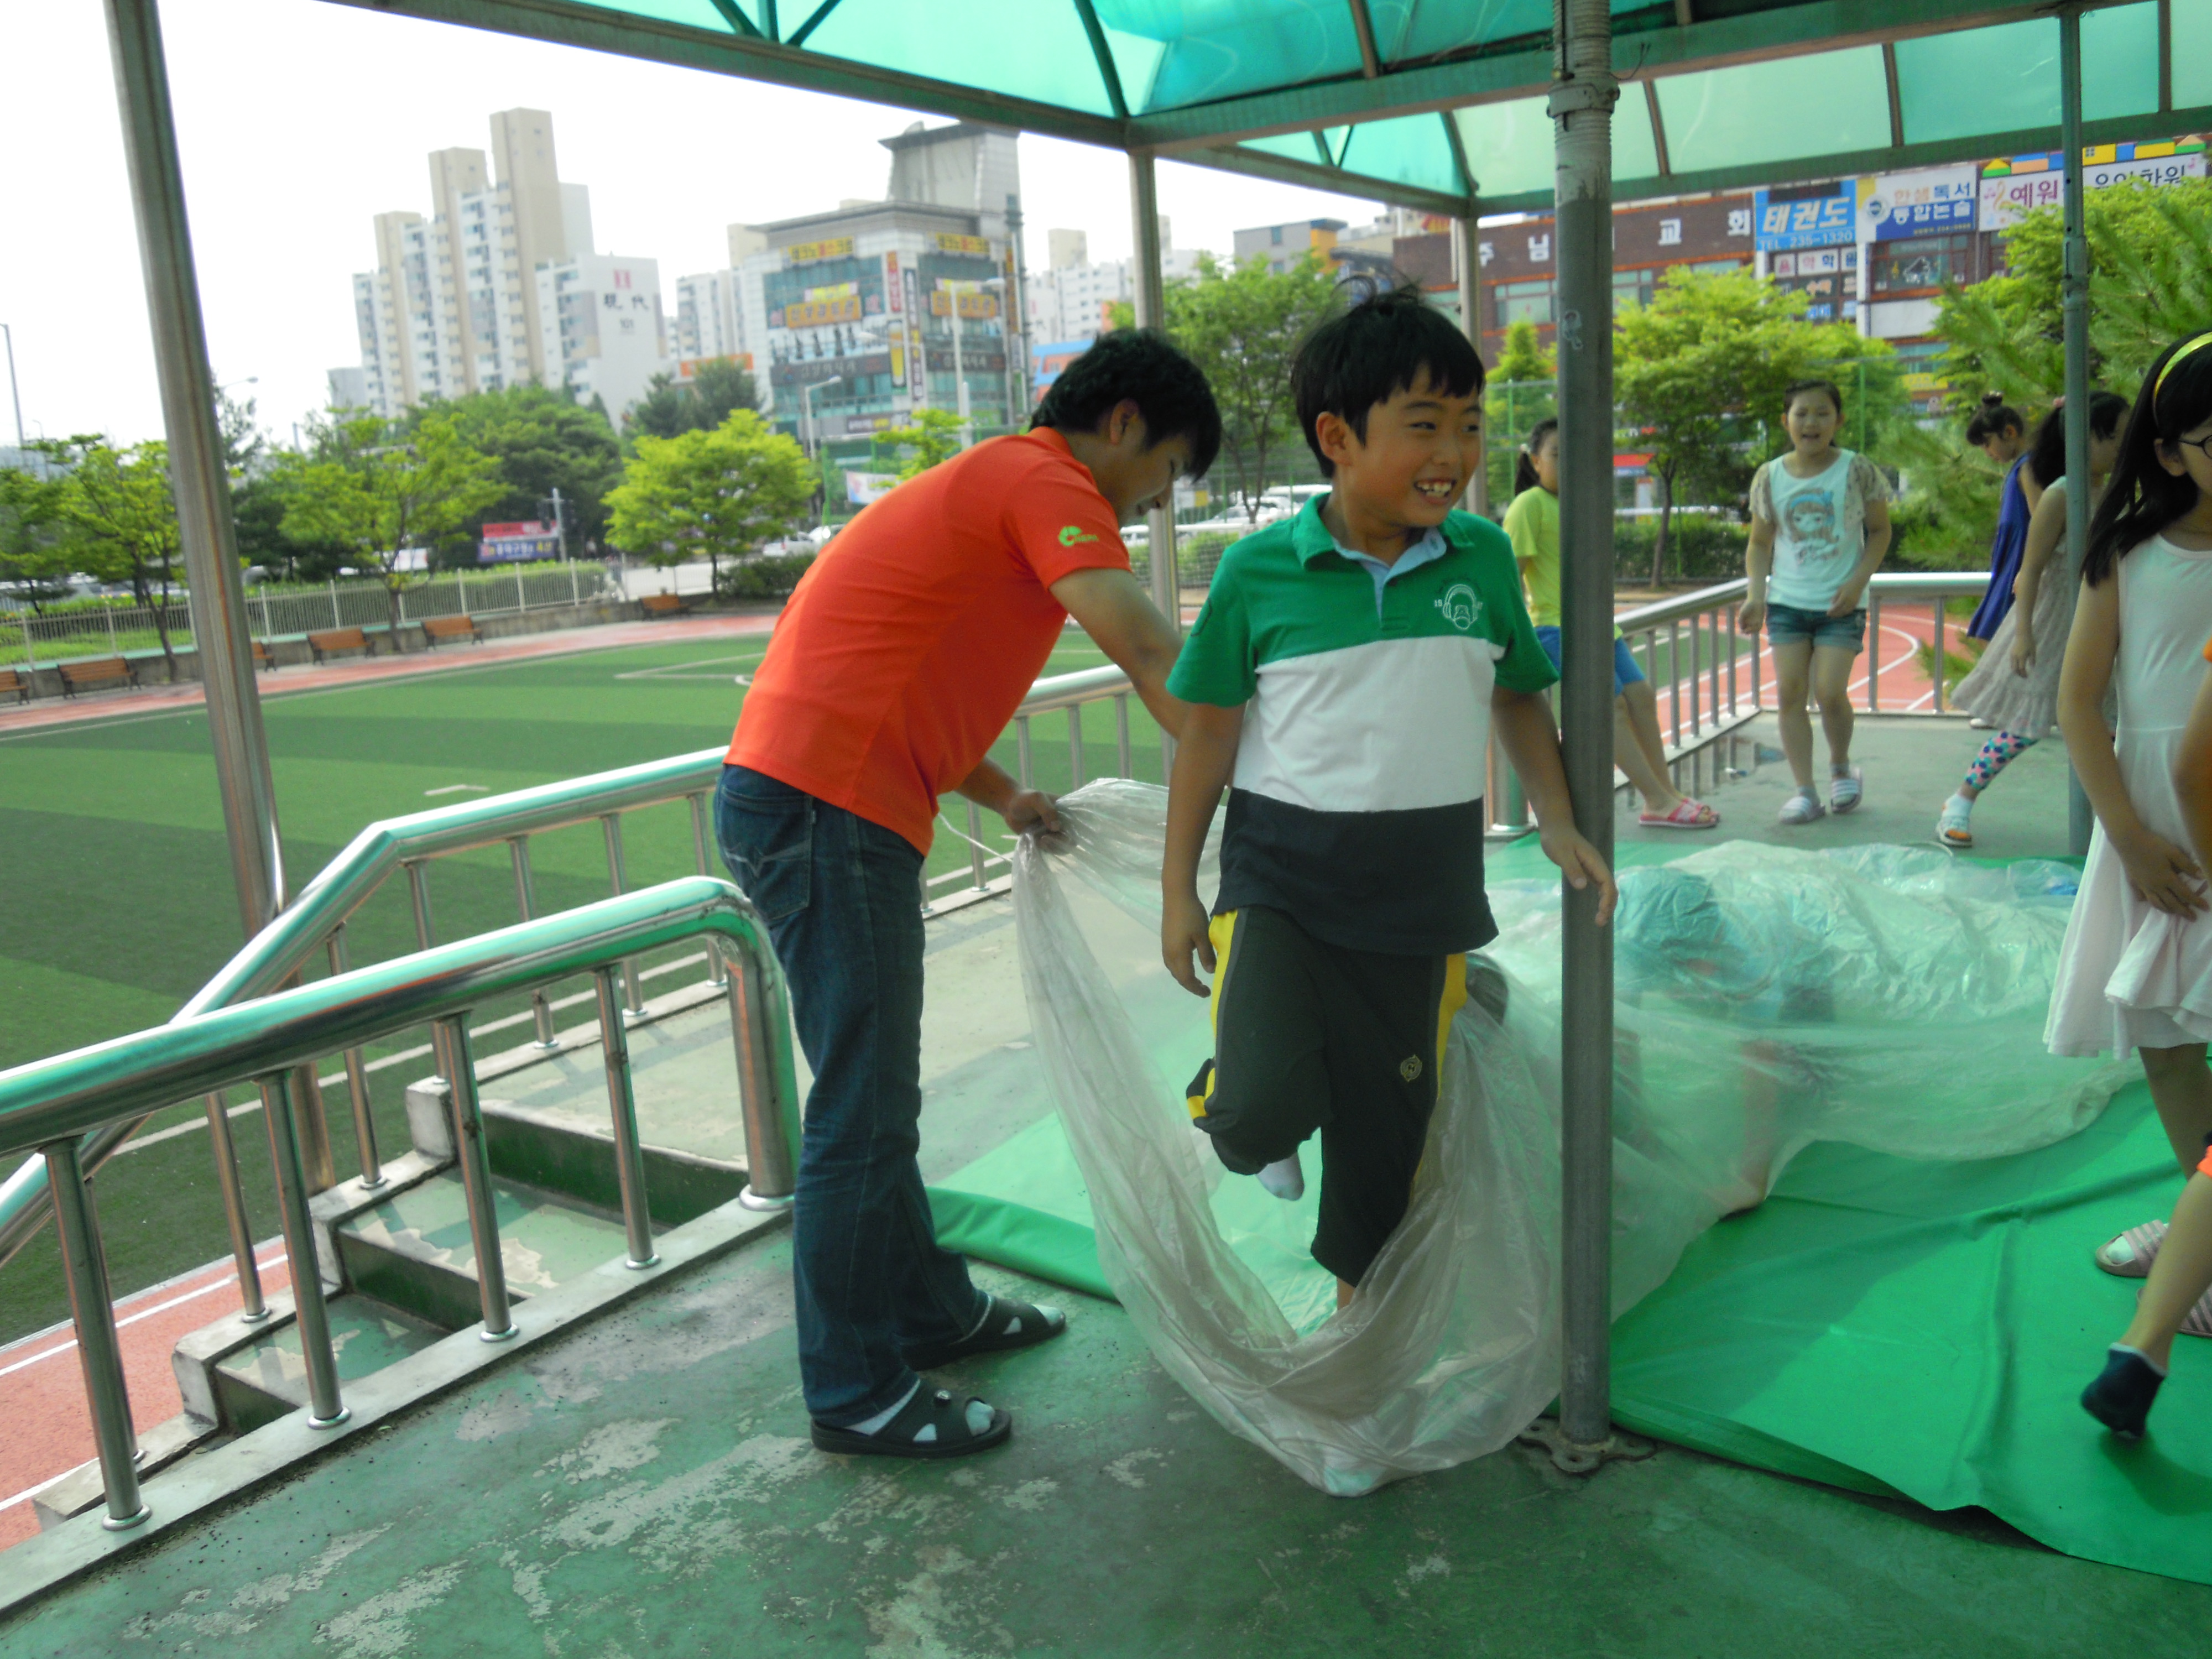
[798,373,843,460]
[1,322,24,455]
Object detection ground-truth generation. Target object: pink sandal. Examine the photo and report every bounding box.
[1640,797,1721,830]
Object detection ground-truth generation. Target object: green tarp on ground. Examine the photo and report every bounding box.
[927,836,2212,1583]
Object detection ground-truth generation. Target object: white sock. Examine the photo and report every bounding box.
[1947,791,1974,813]
[1258,1154,1305,1201]
[846,1378,921,1436]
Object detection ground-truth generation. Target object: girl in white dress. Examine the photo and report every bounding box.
[2053,334,2212,1436]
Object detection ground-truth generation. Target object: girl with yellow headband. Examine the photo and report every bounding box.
[2056,330,2212,1437]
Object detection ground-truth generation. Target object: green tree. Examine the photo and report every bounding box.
[605,409,813,586]
[425,384,624,559]
[1614,267,1902,585]
[0,460,74,611]
[34,437,188,675]
[623,358,761,445]
[1486,319,1558,507]
[1162,252,1340,519]
[273,411,503,642]
[878,408,968,481]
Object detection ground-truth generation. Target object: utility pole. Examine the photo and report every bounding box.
[1,323,24,454]
[2060,7,2094,858]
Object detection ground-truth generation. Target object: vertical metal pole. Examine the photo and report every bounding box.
[1867,589,1882,712]
[687,794,729,990]
[1727,607,1739,717]
[602,814,644,1017]
[1066,705,1087,789]
[726,940,802,1206]
[329,580,341,630]
[1551,0,1619,1457]
[405,858,455,1087]
[2061,7,2095,858]
[200,1092,266,1319]
[325,928,383,1188]
[1454,215,1488,517]
[257,1072,348,1425]
[509,837,560,1042]
[966,799,988,891]
[1114,691,1134,779]
[1015,714,1035,788]
[1667,619,1681,744]
[594,967,659,1269]
[104,0,283,941]
[435,1018,515,1339]
[44,1139,148,1528]
[1688,613,1702,739]
[1707,605,1722,727]
[1932,596,1947,713]
[1130,149,1179,775]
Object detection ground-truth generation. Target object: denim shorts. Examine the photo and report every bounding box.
[1765,602,1866,654]
[1534,625,1648,698]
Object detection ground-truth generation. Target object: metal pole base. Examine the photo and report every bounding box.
[738,1186,795,1212]
[624,1253,661,1271]
[307,1407,352,1431]
[1516,1417,1656,1474]
[479,1323,519,1343]
[101,1504,152,1532]
[237,1305,273,1324]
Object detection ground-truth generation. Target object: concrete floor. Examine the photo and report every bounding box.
[14,717,2210,1659]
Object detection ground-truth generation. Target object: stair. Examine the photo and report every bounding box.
[209,1293,448,1435]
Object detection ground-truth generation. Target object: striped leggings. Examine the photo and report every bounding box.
[1964,730,2036,792]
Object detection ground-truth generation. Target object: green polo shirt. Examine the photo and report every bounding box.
[1168,497,1556,956]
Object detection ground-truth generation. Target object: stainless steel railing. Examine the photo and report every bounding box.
[1485,569,1994,831]
[0,877,796,1530]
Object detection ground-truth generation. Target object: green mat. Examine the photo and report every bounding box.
[932,1078,2212,1584]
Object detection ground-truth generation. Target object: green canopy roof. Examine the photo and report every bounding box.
[331,0,2211,214]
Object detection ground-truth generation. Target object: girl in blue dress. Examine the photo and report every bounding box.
[1964,395,2037,644]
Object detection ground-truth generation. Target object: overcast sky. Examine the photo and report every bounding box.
[3,0,1384,451]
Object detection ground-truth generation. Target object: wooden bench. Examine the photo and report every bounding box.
[0,667,30,704]
[252,639,276,672]
[639,593,691,618]
[307,627,377,664]
[421,614,483,647]
[58,657,140,697]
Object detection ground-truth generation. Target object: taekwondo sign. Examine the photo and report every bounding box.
[1753,180,1859,252]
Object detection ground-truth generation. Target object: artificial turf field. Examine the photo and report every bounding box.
[0,629,1159,1346]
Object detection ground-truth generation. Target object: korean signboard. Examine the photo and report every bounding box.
[844,470,899,503]
[1979,139,2207,230]
[785,237,854,264]
[935,233,991,256]
[929,290,999,320]
[1753,181,1858,251]
[479,521,561,564]
[1858,166,1978,241]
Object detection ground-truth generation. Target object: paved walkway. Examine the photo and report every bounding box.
[0,613,779,737]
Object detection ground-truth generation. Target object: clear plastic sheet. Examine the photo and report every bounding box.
[1012,781,2128,1496]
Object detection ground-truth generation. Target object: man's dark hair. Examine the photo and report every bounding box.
[1029,328,1222,479]
[1292,283,1484,478]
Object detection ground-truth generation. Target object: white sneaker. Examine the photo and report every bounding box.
[1829,765,1864,814]
[1258,1153,1305,1201]
[1936,792,1973,848]
[1778,787,1825,825]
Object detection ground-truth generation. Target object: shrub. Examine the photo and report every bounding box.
[1611,514,1749,585]
[714,552,815,599]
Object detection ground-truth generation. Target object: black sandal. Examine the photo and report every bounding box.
[811,1387,1012,1460]
[903,1295,1068,1372]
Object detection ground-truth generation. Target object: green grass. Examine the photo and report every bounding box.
[0,630,1162,1345]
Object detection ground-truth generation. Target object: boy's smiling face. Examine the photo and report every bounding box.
[1315,367,1483,538]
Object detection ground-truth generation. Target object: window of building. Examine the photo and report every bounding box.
[1686,258,1747,276]
[1270,226,1283,246]
[1494,278,1555,327]
[1613,268,1657,310]
[1870,232,1975,296]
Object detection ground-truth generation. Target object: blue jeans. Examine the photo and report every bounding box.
[1533,625,1648,697]
[714,764,987,1427]
[1764,602,1867,654]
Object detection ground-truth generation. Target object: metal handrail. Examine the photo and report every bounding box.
[1,875,797,1530]
[0,661,1152,1270]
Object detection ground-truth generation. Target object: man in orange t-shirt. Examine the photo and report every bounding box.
[717,330,1219,1459]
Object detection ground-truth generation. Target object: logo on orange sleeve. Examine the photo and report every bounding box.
[1058,525,1101,546]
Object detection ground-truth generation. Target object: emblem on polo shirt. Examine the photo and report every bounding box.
[1435,583,1481,632]
[1058,525,1101,546]
[1400,1055,1423,1082]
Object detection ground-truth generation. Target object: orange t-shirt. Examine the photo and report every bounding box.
[727,427,1128,853]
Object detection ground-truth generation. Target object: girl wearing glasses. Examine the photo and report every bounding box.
[1938,393,2127,848]
[2050,333,2212,1436]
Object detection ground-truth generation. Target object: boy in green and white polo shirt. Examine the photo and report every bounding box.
[1161,287,1614,1306]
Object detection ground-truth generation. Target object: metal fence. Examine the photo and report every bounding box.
[1,564,618,670]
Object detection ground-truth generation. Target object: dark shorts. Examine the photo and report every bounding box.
[1185,905,1467,1285]
[1765,602,1866,654]
[1534,625,1648,698]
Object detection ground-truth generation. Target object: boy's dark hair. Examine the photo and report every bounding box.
[1512,417,1559,498]
[2027,390,2127,507]
[1964,390,2026,447]
[1029,328,1222,479]
[1783,378,1845,419]
[1292,283,1485,478]
[2087,335,2212,585]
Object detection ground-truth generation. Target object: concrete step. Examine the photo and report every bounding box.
[333,1168,635,1333]
[207,1293,447,1436]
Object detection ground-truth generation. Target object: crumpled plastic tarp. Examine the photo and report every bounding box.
[1010,780,2129,1496]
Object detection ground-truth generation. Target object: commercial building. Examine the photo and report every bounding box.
[737,122,1025,444]
[1233,217,1347,275]
[537,254,667,423]
[337,109,663,424]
